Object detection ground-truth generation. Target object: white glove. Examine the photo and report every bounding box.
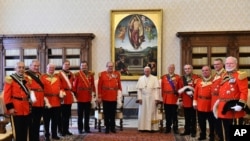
[176,98,182,106]
[186,91,193,96]
[30,90,37,103]
[178,86,194,94]
[213,99,219,119]
[71,92,77,102]
[59,90,66,98]
[44,97,52,108]
[231,104,243,111]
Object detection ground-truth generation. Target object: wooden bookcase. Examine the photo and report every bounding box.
[176,31,250,83]
[0,33,95,90]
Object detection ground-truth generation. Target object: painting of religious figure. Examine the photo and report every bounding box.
[111,9,163,80]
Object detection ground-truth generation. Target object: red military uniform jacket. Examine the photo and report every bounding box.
[73,71,95,102]
[217,71,248,119]
[161,74,182,105]
[211,69,226,110]
[25,70,44,107]
[41,73,61,107]
[3,74,31,116]
[193,77,213,112]
[180,74,200,108]
[59,70,75,104]
[98,71,122,101]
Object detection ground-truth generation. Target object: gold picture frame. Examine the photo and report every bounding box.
[111,9,163,80]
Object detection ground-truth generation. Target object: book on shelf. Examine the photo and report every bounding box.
[51,49,62,55]
[24,59,34,67]
[5,71,15,76]
[239,46,250,52]
[5,49,20,56]
[66,48,80,55]
[48,59,62,66]
[239,57,250,65]
[192,47,207,54]
[68,58,80,66]
[5,59,20,67]
[24,49,37,55]
[192,57,208,65]
[211,47,226,53]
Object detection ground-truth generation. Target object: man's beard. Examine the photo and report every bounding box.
[226,66,236,72]
[83,70,88,74]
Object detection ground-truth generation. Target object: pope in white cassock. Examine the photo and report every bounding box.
[136,66,161,132]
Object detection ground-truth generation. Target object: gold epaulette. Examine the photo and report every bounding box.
[4,76,13,84]
[194,79,198,84]
[25,74,32,80]
[239,99,247,105]
[238,71,248,80]
[74,71,80,76]
[89,71,95,76]
[115,71,121,76]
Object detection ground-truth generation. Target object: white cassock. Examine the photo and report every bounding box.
[136,74,160,131]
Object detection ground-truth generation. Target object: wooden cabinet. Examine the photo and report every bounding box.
[0,33,95,90]
[176,31,250,82]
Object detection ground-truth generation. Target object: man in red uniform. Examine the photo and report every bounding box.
[58,60,75,136]
[3,61,32,141]
[161,64,182,134]
[41,63,62,141]
[73,61,95,134]
[97,61,122,134]
[210,58,226,140]
[26,59,44,141]
[215,56,248,141]
[193,65,214,141]
[178,64,200,137]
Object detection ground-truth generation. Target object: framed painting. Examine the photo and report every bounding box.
[111,9,163,80]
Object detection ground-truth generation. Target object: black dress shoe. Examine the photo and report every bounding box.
[52,136,60,140]
[191,133,196,137]
[110,129,116,133]
[173,130,179,134]
[165,129,171,134]
[45,137,51,141]
[105,129,109,134]
[85,130,91,133]
[198,137,206,140]
[209,138,214,141]
[66,131,73,135]
[180,132,190,136]
[60,133,66,136]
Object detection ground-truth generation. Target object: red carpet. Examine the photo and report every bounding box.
[83,128,176,141]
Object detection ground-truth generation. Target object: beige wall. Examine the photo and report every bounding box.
[1,0,250,92]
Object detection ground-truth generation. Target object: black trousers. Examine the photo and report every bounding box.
[11,115,30,141]
[183,107,197,134]
[197,111,214,138]
[29,107,44,141]
[218,117,244,141]
[164,104,178,130]
[61,104,72,134]
[77,102,91,132]
[43,106,60,138]
[103,101,117,130]
[211,114,221,137]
